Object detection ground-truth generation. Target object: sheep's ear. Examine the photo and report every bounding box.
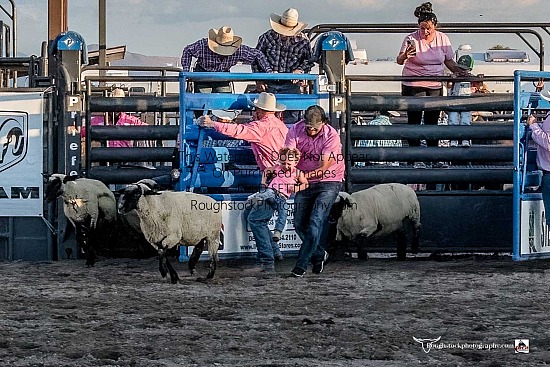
[338,192,355,208]
[63,174,79,183]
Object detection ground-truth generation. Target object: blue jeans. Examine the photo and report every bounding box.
[245,189,283,266]
[293,181,342,272]
[542,174,550,226]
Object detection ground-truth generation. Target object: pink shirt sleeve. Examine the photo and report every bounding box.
[213,121,263,143]
[284,126,297,149]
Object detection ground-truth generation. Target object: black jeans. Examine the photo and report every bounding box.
[401,85,442,147]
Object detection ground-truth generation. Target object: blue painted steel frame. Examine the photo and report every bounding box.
[513,70,550,260]
[177,72,321,194]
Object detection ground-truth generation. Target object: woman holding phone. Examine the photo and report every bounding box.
[397,2,466,158]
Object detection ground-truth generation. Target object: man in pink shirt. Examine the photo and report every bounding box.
[82,88,148,148]
[197,92,288,171]
[197,93,289,272]
[285,105,345,277]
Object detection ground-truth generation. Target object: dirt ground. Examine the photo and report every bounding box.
[1,254,549,367]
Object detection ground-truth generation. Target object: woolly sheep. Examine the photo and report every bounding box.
[45,174,117,266]
[117,180,221,283]
[329,183,421,260]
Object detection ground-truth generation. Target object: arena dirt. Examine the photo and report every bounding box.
[0,254,548,367]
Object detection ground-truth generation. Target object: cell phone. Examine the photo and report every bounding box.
[407,39,416,56]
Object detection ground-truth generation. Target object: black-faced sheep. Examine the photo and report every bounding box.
[328,183,421,260]
[44,173,117,266]
[117,180,221,283]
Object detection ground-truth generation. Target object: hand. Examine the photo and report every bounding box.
[292,69,304,84]
[255,81,267,92]
[527,114,536,126]
[195,115,215,128]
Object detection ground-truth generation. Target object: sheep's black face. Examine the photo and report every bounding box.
[118,185,141,214]
[44,176,63,203]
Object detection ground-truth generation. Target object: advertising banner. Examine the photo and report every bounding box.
[520,199,550,256]
[0,92,44,216]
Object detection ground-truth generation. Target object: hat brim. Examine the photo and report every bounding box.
[252,100,286,112]
[207,29,242,56]
[540,89,550,102]
[269,13,307,36]
[387,111,400,117]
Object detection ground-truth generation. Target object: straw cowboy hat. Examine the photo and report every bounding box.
[252,92,286,112]
[208,26,242,56]
[270,8,308,37]
[111,88,125,97]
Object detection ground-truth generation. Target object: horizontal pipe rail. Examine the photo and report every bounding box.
[349,167,512,184]
[350,124,514,140]
[90,147,175,162]
[89,125,179,140]
[349,147,513,162]
[89,95,180,112]
[349,94,515,112]
[88,166,172,185]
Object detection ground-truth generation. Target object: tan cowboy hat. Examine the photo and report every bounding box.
[207,26,242,56]
[270,8,308,37]
[111,88,125,98]
[252,92,286,112]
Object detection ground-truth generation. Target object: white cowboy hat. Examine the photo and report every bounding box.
[540,89,550,102]
[269,8,308,37]
[208,26,242,56]
[111,88,125,97]
[252,92,286,112]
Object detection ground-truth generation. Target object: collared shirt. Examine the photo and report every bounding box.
[400,30,454,89]
[355,115,402,148]
[285,120,345,183]
[212,114,288,171]
[181,38,272,73]
[530,114,550,171]
[252,30,314,73]
[83,113,148,148]
[268,164,301,198]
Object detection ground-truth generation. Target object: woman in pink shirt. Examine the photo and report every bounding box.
[396,2,466,149]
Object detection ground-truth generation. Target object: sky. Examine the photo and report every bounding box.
[8,0,550,63]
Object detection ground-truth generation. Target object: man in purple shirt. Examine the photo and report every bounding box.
[527,111,550,225]
[181,26,272,94]
[285,105,345,277]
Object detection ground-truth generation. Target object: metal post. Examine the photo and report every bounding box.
[98,0,106,84]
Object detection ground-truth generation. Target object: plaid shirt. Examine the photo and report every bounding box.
[181,38,272,72]
[252,30,314,73]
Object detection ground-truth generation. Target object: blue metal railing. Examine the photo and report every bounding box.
[177,72,322,195]
[513,70,550,260]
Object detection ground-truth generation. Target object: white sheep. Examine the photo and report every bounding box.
[45,173,117,266]
[117,179,221,283]
[329,183,421,260]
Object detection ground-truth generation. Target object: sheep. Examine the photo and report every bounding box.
[44,173,117,266]
[117,179,221,283]
[328,183,421,260]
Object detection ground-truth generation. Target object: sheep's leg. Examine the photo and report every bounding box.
[396,228,407,261]
[188,239,206,275]
[80,224,95,267]
[206,249,218,280]
[411,222,421,254]
[158,247,169,278]
[165,256,180,284]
